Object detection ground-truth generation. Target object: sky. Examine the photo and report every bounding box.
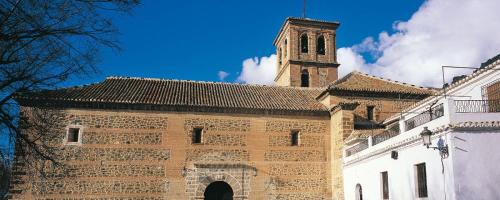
[66,0,500,87]
[3,0,500,161]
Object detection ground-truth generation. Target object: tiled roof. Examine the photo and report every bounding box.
[287,17,340,25]
[15,77,329,115]
[480,53,500,68]
[328,71,436,95]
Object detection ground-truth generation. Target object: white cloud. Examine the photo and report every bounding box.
[217,71,230,81]
[337,0,500,87]
[337,47,366,77]
[236,54,277,85]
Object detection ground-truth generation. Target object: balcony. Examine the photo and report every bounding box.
[404,103,444,131]
[454,100,500,113]
[372,130,400,146]
[345,140,368,157]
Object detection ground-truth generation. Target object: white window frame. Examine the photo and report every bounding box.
[64,125,84,145]
[414,162,429,199]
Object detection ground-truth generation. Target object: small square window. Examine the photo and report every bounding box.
[65,126,82,145]
[192,128,203,144]
[291,130,300,146]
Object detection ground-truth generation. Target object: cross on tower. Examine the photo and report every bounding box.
[302,0,307,18]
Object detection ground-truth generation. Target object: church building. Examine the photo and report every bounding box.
[10,17,434,200]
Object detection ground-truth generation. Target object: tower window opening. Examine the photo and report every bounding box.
[300,34,308,53]
[278,47,282,65]
[317,35,325,55]
[301,70,309,87]
[284,39,288,58]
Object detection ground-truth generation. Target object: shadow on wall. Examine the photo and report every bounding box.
[459,185,500,200]
[0,159,10,200]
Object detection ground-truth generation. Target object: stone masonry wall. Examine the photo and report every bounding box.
[9,109,331,200]
[263,119,331,199]
[9,110,170,200]
[331,96,420,122]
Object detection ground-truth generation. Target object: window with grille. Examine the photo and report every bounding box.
[486,80,500,100]
[291,130,300,146]
[486,80,500,112]
[381,171,389,199]
[192,128,203,144]
[416,163,428,198]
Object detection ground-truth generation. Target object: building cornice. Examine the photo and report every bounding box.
[274,60,340,82]
[289,60,339,67]
[344,121,500,166]
[17,99,331,117]
[325,89,429,100]
[273,17,340,46]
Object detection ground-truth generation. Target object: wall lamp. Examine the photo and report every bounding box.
[420,127,449,159]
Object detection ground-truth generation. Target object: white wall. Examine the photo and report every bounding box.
[342,63,500,200]
[452,131,500,200]
[343,134,455,200]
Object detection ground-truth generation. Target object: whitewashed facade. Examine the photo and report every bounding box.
[343,56,500,200]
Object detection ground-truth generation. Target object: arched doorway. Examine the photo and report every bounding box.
[204,181,233,200]
[355,184,363,200]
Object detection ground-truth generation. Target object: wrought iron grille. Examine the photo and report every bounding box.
[405,104,444,131]
[372,130,400,146]
[345,140,369,157]
[455,100,500,113]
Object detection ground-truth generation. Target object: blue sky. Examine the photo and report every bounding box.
[4,0,500,160]
[65,0,426,86]
[2,0,430,159]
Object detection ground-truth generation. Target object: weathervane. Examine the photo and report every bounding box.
[302,0,307,18]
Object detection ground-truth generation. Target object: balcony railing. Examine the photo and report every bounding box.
[405,103,444,131]
[455,100,500,113]
[372,131,400,146]
[345,140,368,157]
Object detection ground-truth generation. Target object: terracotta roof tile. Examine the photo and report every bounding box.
[328,71,436,95]
[16,77,328,114]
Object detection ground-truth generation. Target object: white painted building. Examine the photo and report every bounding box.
[343,55,500,200]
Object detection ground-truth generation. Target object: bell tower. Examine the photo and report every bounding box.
[274,17,340,87]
